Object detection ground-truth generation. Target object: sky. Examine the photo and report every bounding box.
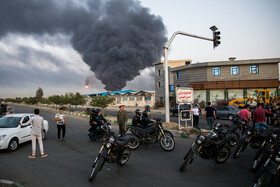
[0,0,279,98]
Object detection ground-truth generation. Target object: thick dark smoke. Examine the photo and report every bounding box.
[0,0,167,91]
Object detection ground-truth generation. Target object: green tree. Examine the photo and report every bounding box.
[26,97,38,105]
[90,96,115,109]
[70,92,86,107]
[36,87,44,101]
[48,95,62,105]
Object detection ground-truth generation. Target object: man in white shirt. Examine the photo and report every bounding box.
[192,105,200,129]
[54,108,67,141]
[25,109,47,158]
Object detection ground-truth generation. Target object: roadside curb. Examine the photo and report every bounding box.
[0,179,23,187]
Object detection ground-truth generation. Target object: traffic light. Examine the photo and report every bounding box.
[213,31,221,48]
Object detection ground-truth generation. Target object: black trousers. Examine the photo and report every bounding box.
[57,124,66,139]
[193,115,199,128]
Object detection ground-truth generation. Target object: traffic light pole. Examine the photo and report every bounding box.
[164,31,214,123]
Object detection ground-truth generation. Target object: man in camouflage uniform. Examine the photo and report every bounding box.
[117,105,128,136]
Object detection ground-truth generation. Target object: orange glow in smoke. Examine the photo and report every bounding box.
[85,84,89,89]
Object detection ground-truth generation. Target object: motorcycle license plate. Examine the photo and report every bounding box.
[266,161,280,175]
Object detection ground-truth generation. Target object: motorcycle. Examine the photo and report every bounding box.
[252,142,280,187]
[180,128,232,172]
[89,131,135,182]
[88,122,112,141]
[251,128,280,172]
[233,125,267,159]
[213,121,240,147]
[128,118,175,152]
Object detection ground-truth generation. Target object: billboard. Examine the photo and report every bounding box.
[176,87,194,103]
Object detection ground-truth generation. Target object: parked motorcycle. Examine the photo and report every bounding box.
[252,142,280,187]
[89,131,135,182]
[180,129,232,172]
[251,128,280,172]
[88,122,112,141]
[213,122,240,147]
[233,125,267,159]
[128,118,175,152]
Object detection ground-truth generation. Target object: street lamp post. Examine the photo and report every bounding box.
[164,28,219,122]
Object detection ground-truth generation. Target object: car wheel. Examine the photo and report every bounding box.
[42,130,46,140]
[228,114,234,120]
[8,138,18,152]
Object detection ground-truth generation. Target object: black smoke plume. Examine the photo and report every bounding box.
[0,0,167,91]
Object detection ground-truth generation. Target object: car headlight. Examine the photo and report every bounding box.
[106,143,112,148]
[0,135,6,141]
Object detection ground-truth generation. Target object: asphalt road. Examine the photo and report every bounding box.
[0,104,279,187]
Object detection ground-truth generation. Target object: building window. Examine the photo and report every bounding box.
[170,85,175,92]
[177,85,181,88]
[145,96,151,101]
[231,66,239,75]
[177,71,181,79]
[129,97,135,101]
[159,97,163,102]
[250,65,259,74]
[123,97,127,101]
[158,70,161,76]
[158,82,161,87]
[212,67,220,76]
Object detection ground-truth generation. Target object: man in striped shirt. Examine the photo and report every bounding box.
[252,103,272,130]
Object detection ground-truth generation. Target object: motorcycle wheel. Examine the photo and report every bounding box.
[180,149,195,172]
[228,132,240,147]
[215,145,231,163]
[253,171,272,187]
[128,136,140,150]
[251,149,268,172]
[160,132,175,152]
[118,148,131,166]
[89,156,105,182]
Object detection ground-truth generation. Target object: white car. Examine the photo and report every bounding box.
[0,113,49,151]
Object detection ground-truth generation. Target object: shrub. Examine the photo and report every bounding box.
[154,100,164,109]
[216,99,229,106]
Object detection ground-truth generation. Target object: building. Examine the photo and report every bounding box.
[84,90,155,107]
[155,57,280,103]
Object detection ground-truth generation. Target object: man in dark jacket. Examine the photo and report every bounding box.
[117,105,128,136]
[132,109,142,127]
[141,110,153,129]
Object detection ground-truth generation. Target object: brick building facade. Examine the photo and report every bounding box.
[155,58,280,104]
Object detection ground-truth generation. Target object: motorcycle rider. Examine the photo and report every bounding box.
[141,110,153,129]
[96,108,107,128]
[132,109,142,127]
[89,108,98,133]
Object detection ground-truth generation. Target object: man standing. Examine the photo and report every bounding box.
[117,105,127,136]
[25,109,47,158]
[55,108,67,141]
[238,104,250,121]
[204,102,216,129]
[192,104,200,129]
[252,103,271,130]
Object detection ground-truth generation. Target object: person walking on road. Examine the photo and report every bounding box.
[192,104,200,129]
[117,105,128,136]
[252,103,271,130]
[6,108,13,115]
[24,109,47,158]
[55,108,67,141]
[204,102,216,129]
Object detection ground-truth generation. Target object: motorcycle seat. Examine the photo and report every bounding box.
[117,135,135,147]
[131,126,157,135]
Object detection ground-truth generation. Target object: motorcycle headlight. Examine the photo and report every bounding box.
[275,156,280,163]
[109,136,115,144]
[272,134,277,139]
[197,140,202,144]
[0,135,6,141]
[247,131,251,135]
[106,142,112,148]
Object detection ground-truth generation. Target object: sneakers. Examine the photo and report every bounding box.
[28,155,36,159]
[41,154,48,158]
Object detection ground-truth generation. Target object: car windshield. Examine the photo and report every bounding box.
[0,116,21,128]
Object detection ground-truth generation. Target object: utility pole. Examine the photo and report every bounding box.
[163,26,221,122]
